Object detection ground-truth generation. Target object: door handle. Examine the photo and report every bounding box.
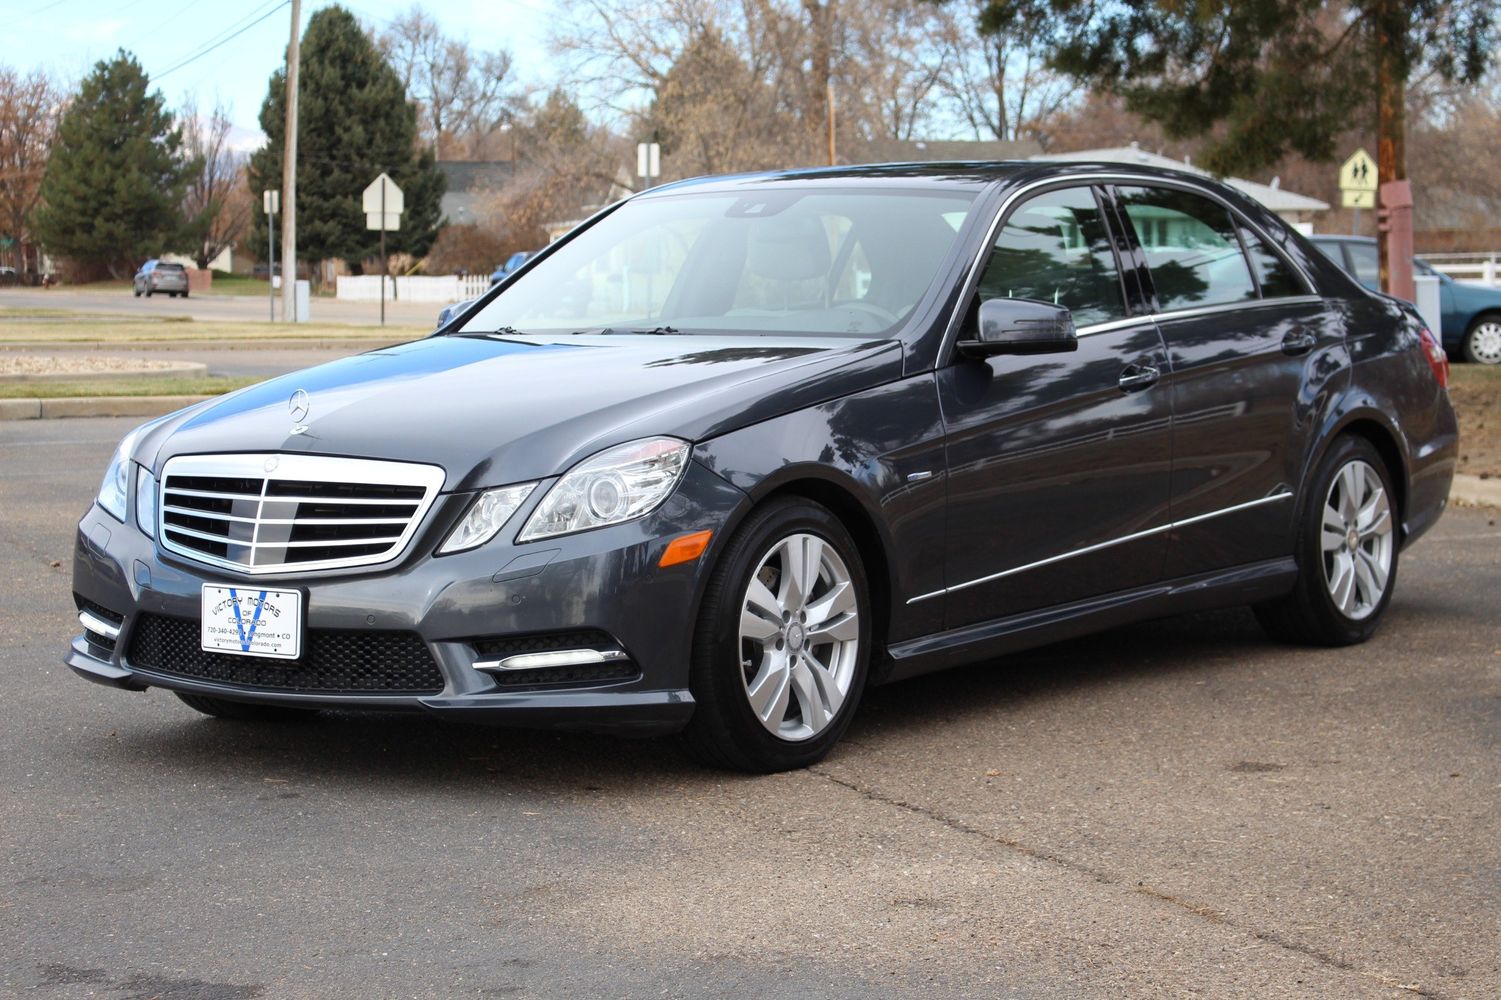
[1281,329,1317,356]
[1118,364,1160,393]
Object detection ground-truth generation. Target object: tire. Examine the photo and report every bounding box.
[132,286,141,298]
[144,288,153,297]
[1462,314,1501,365]
[1254,436,1399,646]
[181,289,190,299]
[680,498,871,772]
[175,691,319,722]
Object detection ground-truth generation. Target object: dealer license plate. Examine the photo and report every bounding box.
[201,585,302,659]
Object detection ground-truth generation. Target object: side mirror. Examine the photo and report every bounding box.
[957,298,1078,359]
[436,297,478,331]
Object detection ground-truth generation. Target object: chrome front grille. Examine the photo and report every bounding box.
[158,453,446,574]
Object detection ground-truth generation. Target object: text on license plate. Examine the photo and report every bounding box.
[201,585,302,659]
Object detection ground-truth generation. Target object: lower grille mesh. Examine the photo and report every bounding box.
[126,613,444,694]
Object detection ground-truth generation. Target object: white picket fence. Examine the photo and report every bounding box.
[336,274,490,303]
[1426,254,1501,288]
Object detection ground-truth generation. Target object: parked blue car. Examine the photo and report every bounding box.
[489,251,533,287]
[1310,235,1501,364]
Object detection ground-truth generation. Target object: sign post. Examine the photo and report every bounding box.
[636,141,660,189]
[1339,148,1378,235]
[362,173,404,326]
[263,189,279,322]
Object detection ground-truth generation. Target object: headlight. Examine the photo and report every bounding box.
[518,437,690,542]
[438,483,537,554]
[135,466,157,538]
[96,428,142,522]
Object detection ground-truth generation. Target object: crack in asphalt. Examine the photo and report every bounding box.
[809,765,1457,1000]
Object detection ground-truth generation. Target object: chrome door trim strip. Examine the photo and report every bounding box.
[908,491,1293,605]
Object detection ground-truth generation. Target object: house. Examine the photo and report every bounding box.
[856,138,1045,163]
[436,161,516,226]
[1034,143,1329,228]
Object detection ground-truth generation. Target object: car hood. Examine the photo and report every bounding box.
[142,332,904,491]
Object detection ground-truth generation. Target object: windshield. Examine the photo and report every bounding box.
[459,187,979,338]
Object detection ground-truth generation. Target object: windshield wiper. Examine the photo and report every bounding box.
[574,325,683,335]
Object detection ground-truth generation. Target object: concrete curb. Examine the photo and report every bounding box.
[1450,473,1501,509]
[0,395,213,420]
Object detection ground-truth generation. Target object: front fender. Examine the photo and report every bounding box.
[693,374,948,644]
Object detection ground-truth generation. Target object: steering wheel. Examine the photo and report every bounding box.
[830,299,899,329]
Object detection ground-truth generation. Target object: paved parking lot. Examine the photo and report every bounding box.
[2,417,1497,999]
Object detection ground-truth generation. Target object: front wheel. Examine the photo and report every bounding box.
[1254,436,1399,645]
[1462,315,1501,365]
[681,498,871,772]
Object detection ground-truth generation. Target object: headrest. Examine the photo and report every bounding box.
[745,214,832,282]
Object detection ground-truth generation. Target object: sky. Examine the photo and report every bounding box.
[4,0,556,151]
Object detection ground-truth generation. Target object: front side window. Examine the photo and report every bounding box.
[1116,186,1256,311]
[460,188,979,338]
[976,186,1126,327]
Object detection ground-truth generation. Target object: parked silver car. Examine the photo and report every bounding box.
[133,260,189,298]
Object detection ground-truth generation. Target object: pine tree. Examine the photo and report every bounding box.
[247,5,445,271]
[32,51,195,278]
[978,1,1497,288]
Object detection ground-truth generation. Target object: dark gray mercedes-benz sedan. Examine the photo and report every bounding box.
[68,162,1457,771]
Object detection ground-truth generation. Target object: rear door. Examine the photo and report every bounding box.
[935,184,1173,629]
[1109,183,1345,579]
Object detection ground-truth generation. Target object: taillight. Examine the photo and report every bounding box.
[1418,326,1448,389]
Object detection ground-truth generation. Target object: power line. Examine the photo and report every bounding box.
[150,0,290,82]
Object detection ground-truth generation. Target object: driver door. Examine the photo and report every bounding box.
[936,185,1174,630]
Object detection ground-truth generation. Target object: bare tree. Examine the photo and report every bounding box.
[180,98,250,270]
[0,66,63,274]
[556,0,965,175]
[381,6,516,158]
[934,1,1073,148]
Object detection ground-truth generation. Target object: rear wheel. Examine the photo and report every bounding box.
[681,498,870,772]
[1254,436,1399,645]
[175,691,318,722]
[1462,315,1501,365]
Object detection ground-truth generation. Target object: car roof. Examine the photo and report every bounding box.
[1308,234,1374,245]
[638,159,1235,199]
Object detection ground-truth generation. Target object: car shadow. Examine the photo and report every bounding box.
[100,605,1301,795]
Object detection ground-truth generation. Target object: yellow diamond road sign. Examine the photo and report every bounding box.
[1340,149,1378,193]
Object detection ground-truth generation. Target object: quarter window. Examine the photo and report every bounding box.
[1116,187,1256,311]
[977,187,1126,328]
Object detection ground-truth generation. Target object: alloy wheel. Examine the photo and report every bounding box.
[737,532,860,742]
[1320,460,1394,621]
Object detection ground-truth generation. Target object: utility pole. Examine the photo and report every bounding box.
[280,0,301,323]
[826,80,836,166]
[1374,0,1408,297]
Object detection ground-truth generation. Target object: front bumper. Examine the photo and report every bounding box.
[67,460,749,735]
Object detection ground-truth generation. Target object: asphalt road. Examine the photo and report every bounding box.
[0,286,445,328]
[3,418,1498,999]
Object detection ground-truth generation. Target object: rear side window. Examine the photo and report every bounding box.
[977,186,1126,327]
[1116,186,1256,311]
[1238,226,1306,298]
[1345,242,1380,288]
